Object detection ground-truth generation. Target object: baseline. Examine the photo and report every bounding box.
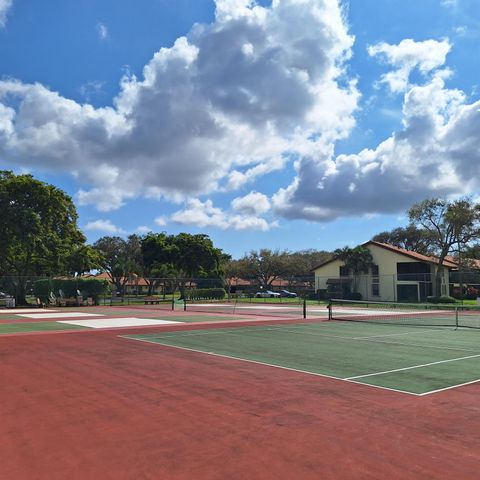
[120,334,420,396]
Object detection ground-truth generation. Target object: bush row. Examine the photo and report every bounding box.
[33,278,110,301]
[184,288,226,300]
[426,295,456,304]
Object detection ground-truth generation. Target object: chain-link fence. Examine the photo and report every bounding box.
[2,270,479,307]
[0,274,317,307]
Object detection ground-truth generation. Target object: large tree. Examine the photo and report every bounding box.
[140,232,228,295]
[93,235,143,295]
[409,198,480,296]
[372,226,434,255]
[172,233,225,278]
[0,171,87,304]
[141,232,179,295]
[234,249,292,288]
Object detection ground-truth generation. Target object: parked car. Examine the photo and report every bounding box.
[279,289,297,298]
[255,290,281,298]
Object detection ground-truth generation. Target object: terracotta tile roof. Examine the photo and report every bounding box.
[312,241,458,271]
[445,255,480,270]
[367,241,458,268]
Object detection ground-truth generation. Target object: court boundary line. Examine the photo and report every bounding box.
[261,325,480,353]
[346,353,480,380]
[119,334,421,397]
[121,326,480,396]
[418,377,480,396]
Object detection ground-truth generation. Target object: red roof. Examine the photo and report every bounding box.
[312,241,458,271]
[367,241,458,268]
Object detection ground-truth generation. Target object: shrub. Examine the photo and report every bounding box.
[33,278,110,302]
[345,292,362,300]
[426,295,456,304]
[184,288,226,300]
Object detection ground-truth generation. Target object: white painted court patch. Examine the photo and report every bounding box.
[0,309,58,314]
[17,312,104,319]
[58,317,181,329]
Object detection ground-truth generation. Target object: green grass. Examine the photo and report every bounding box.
[125,322,480,395]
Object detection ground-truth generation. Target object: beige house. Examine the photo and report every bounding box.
[313,241,457,302]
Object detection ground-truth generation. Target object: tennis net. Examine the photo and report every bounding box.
[328,299,480,329]
[184,298,307,319]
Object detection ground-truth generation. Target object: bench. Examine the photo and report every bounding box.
[144,296,162,305]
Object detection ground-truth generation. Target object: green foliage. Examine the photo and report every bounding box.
[0,171,90,304]
[372,226,434,255]
[426,295,456,304]
[33,278,110,301]
[0,171,86,276]
[184,288,226,300]
[232,249,292,288]
[93,235,143,294]
[140,232,227,280]
[409,198,480,296]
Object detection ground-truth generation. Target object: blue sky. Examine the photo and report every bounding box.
[0,0,479,258]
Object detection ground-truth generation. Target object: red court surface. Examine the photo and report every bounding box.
[1,325,480,480]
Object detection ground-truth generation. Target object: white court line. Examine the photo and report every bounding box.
[17,312,104,319]
[352,337,479,353]
[352,331,435,339]
[346,353,480,380]
[418,378,480,396]
[123,327,480,396]
[120,335,420,396]
[266,326,480,352]
[0,309,58,314]
[136,323,480,353]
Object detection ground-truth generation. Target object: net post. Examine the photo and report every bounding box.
[455,307,459,330]
[171,298,175,311]
[327,301,332,321]
[303,297,307,319]
[183,298,187,311]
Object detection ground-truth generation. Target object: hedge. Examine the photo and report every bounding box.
[33,278,110,302]
[426,295,456,304]
[184,288,226,300]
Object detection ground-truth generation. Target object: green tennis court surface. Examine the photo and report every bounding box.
[0,321,89,334]
[124,321,480,395]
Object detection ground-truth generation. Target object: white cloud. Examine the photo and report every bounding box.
[273,71,480,221]
[96,22,108,40]
[79,81,105,102]
[154,216,167,227]
[441,0,457,7]
[231,191,270,215]
[368,39,452,93]
[84,219,123,234]
[0,0,12,27]
[171,198,274,231]
[136,226,151,234]
[0,0,358,211]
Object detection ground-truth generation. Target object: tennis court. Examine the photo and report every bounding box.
[2,300,480,479]
[124,316,480,395]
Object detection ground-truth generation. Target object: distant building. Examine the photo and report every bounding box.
[313,241,457,302]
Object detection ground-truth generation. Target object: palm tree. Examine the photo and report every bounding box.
[334,246,374,296]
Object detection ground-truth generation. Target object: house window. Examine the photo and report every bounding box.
[372,264,380,296]
[397,262,430,282]
[339,266,349,277]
